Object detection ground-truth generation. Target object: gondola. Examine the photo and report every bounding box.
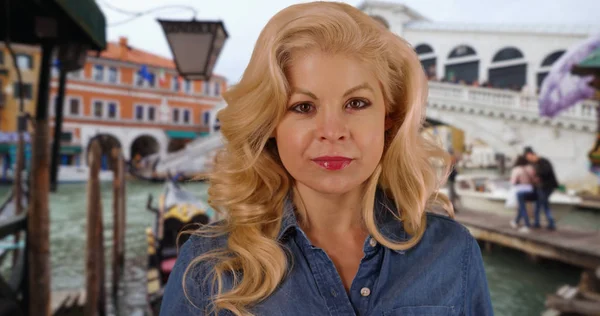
[0,183,29,316]
[145,178,215,315]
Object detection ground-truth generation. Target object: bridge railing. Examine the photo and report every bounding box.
[428,81,597,123]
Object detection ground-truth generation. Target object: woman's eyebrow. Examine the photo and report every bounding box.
[290,82,373,100]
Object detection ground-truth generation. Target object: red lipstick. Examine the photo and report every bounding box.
[312,156,353,171]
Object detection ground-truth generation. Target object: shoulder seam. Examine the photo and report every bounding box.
[426,212,472,236]
[425,212,456,223]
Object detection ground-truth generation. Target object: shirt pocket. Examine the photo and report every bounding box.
[383,305,454,316]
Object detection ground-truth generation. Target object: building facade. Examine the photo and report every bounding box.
[0,43,42,132]
[0,43,41,181]
[357,1,598,186]
[49,37,227,169]
[360,1,594,91]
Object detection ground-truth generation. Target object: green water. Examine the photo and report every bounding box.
[0,181,597,315]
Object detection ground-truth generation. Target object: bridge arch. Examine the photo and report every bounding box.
[426,107,521,157]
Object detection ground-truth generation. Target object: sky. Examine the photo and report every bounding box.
[98,0,599,83]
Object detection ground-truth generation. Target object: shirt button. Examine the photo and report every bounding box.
[360,287,371,297]
[369,238,377,247]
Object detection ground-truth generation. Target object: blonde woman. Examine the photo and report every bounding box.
[161,2,493,315]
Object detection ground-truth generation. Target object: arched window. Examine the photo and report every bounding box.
[541,50,566,67]
[445,45,479,84]
[415,44,434,55]
[492,47,524,62]
[414,44,436,79]
[448,45,476,59]
[537,50,566,89]
[489,47,527,90]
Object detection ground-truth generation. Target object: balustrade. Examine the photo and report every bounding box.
[427,82,597,126]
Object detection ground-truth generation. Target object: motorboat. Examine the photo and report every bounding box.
[452,174,581,221]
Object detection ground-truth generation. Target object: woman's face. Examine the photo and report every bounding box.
[275,50,388,195]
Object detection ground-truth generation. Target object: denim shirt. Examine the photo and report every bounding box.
[160,190,493,316]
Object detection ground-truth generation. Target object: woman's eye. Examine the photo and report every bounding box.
[292,103,314,113]
[346,99,370,109]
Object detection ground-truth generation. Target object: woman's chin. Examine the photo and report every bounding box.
[301,177,364,196]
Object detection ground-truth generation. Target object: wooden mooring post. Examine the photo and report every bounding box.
[28,42,53,316]
[85,140,106,316]
[111,148,126,298]
[119,154,126,270]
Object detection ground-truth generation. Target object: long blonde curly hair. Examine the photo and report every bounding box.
[183,2,453,315]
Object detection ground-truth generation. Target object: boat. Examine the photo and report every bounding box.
[57,165,113,183]
[0,183,29,315]
[573,192,600,212]
[0,165,113,185]
[453,174,582,222]
[131,133,222,183]
[145,178,216,315]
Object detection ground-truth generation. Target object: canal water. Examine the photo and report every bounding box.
[0,180,598,315]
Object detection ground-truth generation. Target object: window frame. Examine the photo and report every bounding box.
[65,96,83,117]
[92,99,105,119]
[105,100,120,120]
[182,108,191,125]
[12,83,33,100]
[92,64,105,82]
[107,66,120,84]
[15,54,33,70]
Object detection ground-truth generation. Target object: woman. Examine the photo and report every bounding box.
[161,2,493,315]
[507,155,536,233]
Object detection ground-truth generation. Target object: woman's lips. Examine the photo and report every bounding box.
[311,156,353,171]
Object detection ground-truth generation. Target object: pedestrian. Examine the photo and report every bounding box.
[448,150,459,207]
[160,3,493,315]
[524,147,558,230]
[507,155,536,233]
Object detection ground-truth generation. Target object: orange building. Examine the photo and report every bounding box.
[0,43,42,132]
[49,37,227,168]
[0,43,42,181]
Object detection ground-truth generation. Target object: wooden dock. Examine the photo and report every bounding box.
[454,208,600,270]
[452,207,600,314]
[50,289,86,316]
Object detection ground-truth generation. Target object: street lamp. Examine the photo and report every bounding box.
[158,19,229,81]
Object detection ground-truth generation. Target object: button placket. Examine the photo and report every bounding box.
[369,237,377,248]
[360,287,371,297]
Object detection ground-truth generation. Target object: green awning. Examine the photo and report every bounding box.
[2,0,106,48]
[60,145,82,154]
[0,144,11,154]
[51,0,107,50]
[579,47,600,69]
[166,130,198,139]
[572,47,600,76]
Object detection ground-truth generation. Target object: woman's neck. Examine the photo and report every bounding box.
[294,183,366,235]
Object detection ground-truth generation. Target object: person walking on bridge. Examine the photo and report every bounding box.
[524,147,558,230]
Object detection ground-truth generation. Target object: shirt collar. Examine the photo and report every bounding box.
[277,193,299,241]
[276,188,409,244]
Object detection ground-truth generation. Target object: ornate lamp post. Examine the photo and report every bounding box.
[158,19,228,81]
